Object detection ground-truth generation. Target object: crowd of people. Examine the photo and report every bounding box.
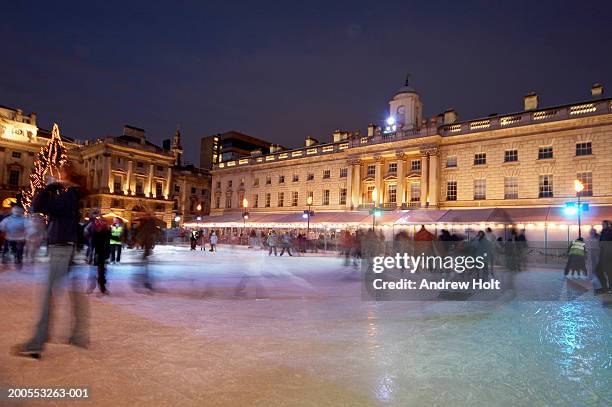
[4,160,612,359]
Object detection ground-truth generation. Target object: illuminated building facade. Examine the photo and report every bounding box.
[209,81,611,219]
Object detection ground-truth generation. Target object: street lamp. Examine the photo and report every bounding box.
[304,195,314,243]
[574,179,584,238]
[241,198,250,244]
[369,188,382,229]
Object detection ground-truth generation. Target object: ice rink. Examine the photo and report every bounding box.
[1,246,610,406]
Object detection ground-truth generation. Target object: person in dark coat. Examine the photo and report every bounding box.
[595,220,612,294]
[85,209,111,294]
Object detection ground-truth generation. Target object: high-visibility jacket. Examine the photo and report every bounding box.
[568,240,586,257]
[110,224,124,245]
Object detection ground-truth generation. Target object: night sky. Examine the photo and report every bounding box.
[2,0,610,165]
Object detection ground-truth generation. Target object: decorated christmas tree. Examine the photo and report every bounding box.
[21,123,68,211]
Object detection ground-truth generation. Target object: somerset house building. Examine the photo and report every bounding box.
[202,78,612,235]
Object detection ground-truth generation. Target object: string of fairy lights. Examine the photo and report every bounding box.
[21,123,68,212]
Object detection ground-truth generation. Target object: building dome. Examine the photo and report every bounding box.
[394,73,417,96]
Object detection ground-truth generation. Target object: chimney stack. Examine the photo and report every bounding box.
[305,137,318,147]
[443,109,458,124]
[524,92,538,111]
[591,83,603,97]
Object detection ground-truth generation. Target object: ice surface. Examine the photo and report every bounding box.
[1,246,610,406]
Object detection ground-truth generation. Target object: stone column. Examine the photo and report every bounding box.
[345,160,354,209]
[352,160,362,206]
[147,164,155,197]
[428,149,439,207]
[420,152,429,207]
[374,156,383,205]
[0,148,5,185]
[165,167,172,199]
[93,157,99,189]
[126,160,134,194]
[101,154,111,193]
[396,152,406,207]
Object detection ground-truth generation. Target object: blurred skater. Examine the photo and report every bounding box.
[134,212,161,292]
[13,164,89,359]
[0,205,26,267]
[267,231,278,256]
[85,210,111,295]
[279,232,293,256]
[209,231,218,252]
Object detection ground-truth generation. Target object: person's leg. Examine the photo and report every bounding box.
[68,246,89,347]
[288,246,292,256]
[116,245,122,263]
[97,261,107,293]
[110,245,116,263]
[274,246,277,256]
[15,241,25,264]
[25,245,72,351]
[269,246,272,256]
[280,247,285,256]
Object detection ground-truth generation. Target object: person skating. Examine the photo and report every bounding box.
[13,165,89,359]
[134,212,160,292]
[209,231,218,252]
[267,231,278,256]
[565,237,587,278]
[109,217,125,264]
[85,210,111,294]
[0,205,26,267]
[594,220,612,294]
[279,232,293,256]
[190,229,198,250]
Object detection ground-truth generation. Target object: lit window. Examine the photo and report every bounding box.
[576,142,592,156]
[504,177,518,199]
[366,185,375,203]
[474,179,486,200]
[538,175,553,198]
[322,190,330,205]
[410,183,420,202]
[446,181,457,201]
[387,184,397,203]
[577,172,593,197]
[339,188,347,205]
